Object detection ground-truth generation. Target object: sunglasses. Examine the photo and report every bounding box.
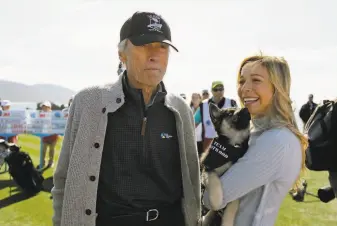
[202,92,209,96]
[212,87,224,92]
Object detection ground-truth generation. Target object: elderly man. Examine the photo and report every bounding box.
[52,11,201,226]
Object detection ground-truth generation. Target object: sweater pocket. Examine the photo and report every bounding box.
[182,197,202,226]
[51,187,64,226]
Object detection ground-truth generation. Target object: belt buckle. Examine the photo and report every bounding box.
[146,209,159,221]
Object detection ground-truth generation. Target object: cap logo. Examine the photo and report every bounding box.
[147,14,163,33]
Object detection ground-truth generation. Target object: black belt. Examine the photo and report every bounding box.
[138,208,160,221]
[96,202,183,224]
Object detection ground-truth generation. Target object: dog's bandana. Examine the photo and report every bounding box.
[203,136,247,171]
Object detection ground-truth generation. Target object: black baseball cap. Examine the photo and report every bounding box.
[120,11,178,52]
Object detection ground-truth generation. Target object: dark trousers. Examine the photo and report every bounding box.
[96,203,185,226]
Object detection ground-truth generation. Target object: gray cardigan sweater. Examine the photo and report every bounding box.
[51,75,201,226]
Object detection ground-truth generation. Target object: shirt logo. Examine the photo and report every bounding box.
[161,132,173,139]
[30,112,36,118]
[54,112,61,118]
[147,14,163,33]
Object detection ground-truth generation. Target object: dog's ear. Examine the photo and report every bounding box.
[209,103,221,123]
[9,144,20,152]
[0,139,9,149]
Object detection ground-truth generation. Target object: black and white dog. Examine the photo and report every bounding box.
[200,103,251,226]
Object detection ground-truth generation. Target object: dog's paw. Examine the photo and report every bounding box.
[208,172,223,210]
[201,172,208,186]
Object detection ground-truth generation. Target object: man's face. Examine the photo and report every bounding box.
[2,106,10,111]
[42,106,51,112]
[211,85,224,99]
[202,91,209,100]
[308,95,313,102]
[122,40,169,87]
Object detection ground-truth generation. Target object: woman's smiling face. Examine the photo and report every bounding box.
[238,61,274,117]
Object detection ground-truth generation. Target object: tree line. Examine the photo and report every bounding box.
[36,102,67,110]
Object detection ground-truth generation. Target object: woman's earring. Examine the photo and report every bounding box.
[117,62,124,75]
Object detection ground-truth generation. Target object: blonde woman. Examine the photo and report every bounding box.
[203,55,307,226]
[190,93,202,113]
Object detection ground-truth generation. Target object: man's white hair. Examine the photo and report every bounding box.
[118,39,171,53]
[118,39,128,52]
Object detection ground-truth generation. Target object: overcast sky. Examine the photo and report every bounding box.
[0,0,336,106]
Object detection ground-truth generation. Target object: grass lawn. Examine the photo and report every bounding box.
[0,134,62,226]
[0,134,336,226]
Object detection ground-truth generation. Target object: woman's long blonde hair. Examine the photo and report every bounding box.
[237,54,308,185]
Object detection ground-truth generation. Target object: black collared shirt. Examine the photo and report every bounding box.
[96,72,183,217]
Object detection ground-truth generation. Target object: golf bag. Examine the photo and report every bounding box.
[304,99,337,171]
[4,143,44,195]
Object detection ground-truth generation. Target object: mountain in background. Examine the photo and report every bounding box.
[0,79,305,129]
[0,80,75,104]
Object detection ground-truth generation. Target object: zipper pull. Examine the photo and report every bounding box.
[141,117,147,136]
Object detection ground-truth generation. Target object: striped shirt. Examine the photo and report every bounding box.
[203,123,302,226]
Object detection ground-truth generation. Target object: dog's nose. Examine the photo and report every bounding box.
[242,108,251,119]
[232,115,238,123]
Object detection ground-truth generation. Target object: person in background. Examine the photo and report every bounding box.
[51,11,200,226]
[299,94,317,126]
[180,93,187,100]
[0,100,18,143]
[40,101,58,168]
[68,96,73,107]
[190,93,203,156]
[62,96,74,113]
[201,89,210,101]
[1,100,11,111]
[190,93,201,113]
[194,81,237,154]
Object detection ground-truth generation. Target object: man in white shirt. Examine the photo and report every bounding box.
[0,100,18,143]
